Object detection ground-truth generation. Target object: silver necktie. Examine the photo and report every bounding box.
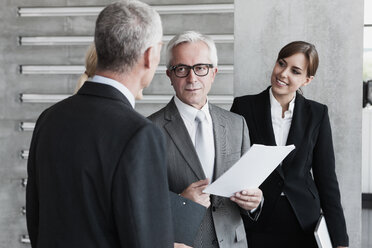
[195,111,213,180]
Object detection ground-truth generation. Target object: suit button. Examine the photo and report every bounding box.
[278,181,283,186]
[212,239,219,245]
[212,207,216,212]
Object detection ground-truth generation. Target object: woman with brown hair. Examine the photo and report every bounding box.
[231,41,348,248]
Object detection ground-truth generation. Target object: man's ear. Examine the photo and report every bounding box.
[143,46,154,69]
[166,70,173,85]
[210,67,218,84]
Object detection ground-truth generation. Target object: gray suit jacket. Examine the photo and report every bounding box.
[149,98,250,248]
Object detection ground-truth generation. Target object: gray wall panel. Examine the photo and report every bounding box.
[16,14,234,35]
[17,18,76,35]
[16,0,233,5]
[15,47,72,64]
[161,14,234,34]
[16,72,233,95]
[18,75,75,92]
[16,42,234,65]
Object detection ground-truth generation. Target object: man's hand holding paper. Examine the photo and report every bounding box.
[180,178,211,208]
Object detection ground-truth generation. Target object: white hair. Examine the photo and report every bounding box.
[166,31,218,69]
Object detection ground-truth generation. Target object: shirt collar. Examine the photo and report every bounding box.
[174,95,212,124]
[90,75,135,108]
[269,87,296,118]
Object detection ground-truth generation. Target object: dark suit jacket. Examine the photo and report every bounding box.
[230,87,348,247]
[149,99,251,248]
[26,81,173,248]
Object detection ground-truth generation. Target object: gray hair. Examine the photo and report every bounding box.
[94,0,163,73]
[166,31,218,69]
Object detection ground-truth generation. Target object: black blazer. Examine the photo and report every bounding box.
[230,87,348,247]
[26,82,173,248]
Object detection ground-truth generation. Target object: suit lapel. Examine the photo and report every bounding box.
[257,88,285,178]
[209,104,227,207]
[282,93,310,173]
[163,99,206,180]
[256,88,277,146]
[209,104,227,181]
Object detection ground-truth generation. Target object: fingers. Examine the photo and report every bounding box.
[241,188,262,197]
[180,179,211,207]
[174,243,192,248]
[181,190,210,208]
[188,179,210,194]
[182,179,210,196]
[230,197,258,210]
[190,178,210,188]
[199,195,211,208]
[234,191,261,202]
[230,188,263,210]
[191,189,210,208]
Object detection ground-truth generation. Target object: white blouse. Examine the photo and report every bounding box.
[269,88,296,146]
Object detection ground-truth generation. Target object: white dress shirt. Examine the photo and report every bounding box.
[174,96,215,180]
[269,88,295,146]
[175,96,261,213]
[90,75,136,108]
[270,88,295,196]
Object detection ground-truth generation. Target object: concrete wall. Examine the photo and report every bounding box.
[234,0,363,247]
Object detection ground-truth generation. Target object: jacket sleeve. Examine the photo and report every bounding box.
[230,97,241,115]
[26,129,40,248]
[239,115,264,221]
[26,109,48,248]
[112,123,173,248]
[312,105,349,247]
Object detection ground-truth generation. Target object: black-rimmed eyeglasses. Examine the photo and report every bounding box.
[169,63,213,78]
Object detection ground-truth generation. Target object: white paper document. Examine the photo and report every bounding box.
[203,144,295,197]
[314,215,333,248]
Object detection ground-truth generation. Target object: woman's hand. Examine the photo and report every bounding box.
[230,188,263,210]
[174,243,192,248]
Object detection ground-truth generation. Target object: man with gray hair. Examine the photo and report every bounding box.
[149,31,263,248]
[26,1,173,247]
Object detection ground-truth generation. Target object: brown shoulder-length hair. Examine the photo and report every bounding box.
[277,41,319,77]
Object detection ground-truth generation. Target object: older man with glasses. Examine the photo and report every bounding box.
[149,31,263,248]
